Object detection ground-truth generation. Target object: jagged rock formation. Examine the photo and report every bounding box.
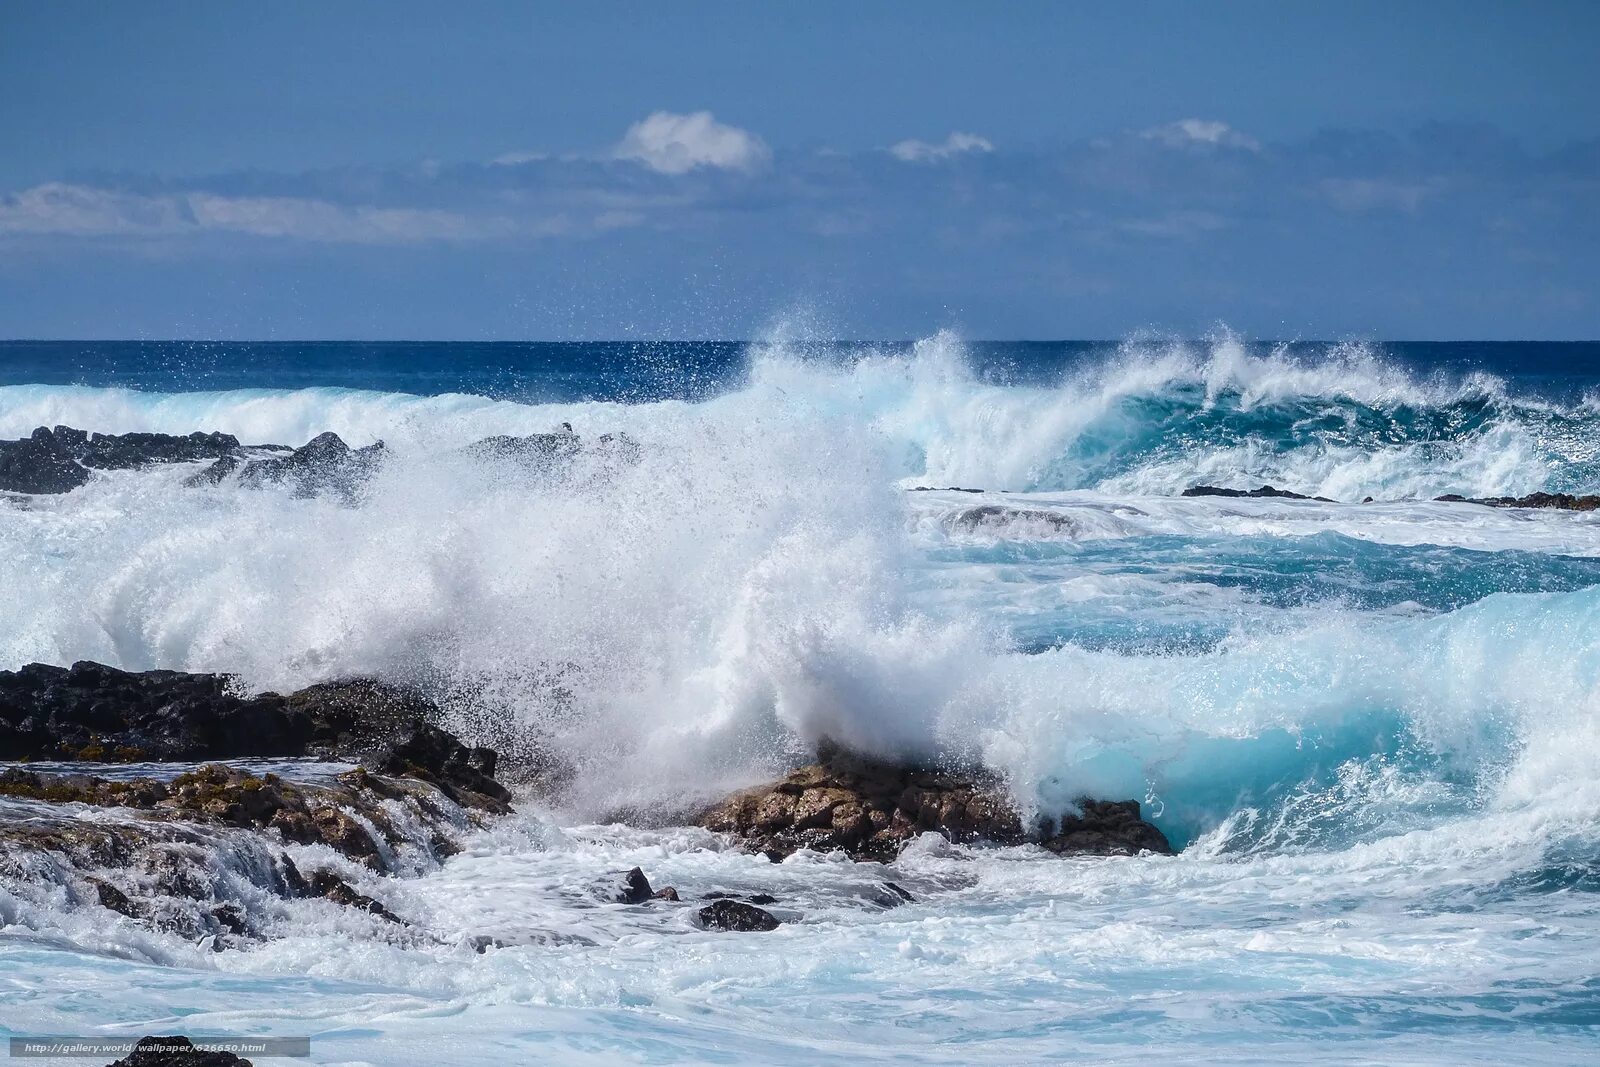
[0,662,509,811]
[0,426,247,494]
[2,423,640,499]
[697,745,1171,862]
[0,760,486,940]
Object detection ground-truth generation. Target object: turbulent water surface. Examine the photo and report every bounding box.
[2,335,1599,1064]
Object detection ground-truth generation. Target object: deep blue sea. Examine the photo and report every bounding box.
[2,334,1599,1065]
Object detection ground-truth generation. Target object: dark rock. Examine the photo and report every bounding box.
[615,866,654,904]
[304,869,405,924]
[698,898,781,932]
[1182,484,1334,502]
[0,426,244,495]
[238,432,387,500]
[0,662,510,812]
[1435,491,1600,511]
[697,742,1172,862]
[90,876,140,917]
[907,486,985,493]
[653,886,680,901]
[882,881,915,903]
[108,1035,251,1067]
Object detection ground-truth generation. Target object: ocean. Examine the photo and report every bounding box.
[2,333,1599,1064]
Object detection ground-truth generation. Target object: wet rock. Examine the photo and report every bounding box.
[107,1035,252,1067]
[0,662,511,812]
[698,898,781,932]
[1435,491,1600,511]
[238,432,387,499]
[304,869,406,925]
[653,886,680,901]
[0,763,444,871]
[1182,484,1333,502]
[0,426,245,495]
[0,427,90,493]
[615,866,655,904]
[698,742,1172,861]
[946,505,1076,537]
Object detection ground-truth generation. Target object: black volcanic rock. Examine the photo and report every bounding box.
[1435,491,1600,511]
[1182,484,1333,502]
[698,898,781,932]
[0,662,510,811]
[0,426,244,494]
[237,432,388,499]
[697,742,1171,862]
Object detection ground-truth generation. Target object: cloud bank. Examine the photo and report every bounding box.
[0,114,1596,338]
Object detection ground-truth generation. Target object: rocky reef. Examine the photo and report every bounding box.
[696,743,1171,862]
[0,661,516,942]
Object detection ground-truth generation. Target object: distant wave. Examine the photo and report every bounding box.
[6,332,1596,500]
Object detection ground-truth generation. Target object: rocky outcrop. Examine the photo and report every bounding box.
[697,746,1171,862]
[0,426,245,494]
[1435,491,1600,511]
[1182,484,1333,502]
[0,662,510,811]
[0,758,490,940]
[232,432,388,499]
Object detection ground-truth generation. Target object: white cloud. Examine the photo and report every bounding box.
[890,131,994,163]
[0,183,524,243]
[613,110,770,175]
[1140,119,1260,151]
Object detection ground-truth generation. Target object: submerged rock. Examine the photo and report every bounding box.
[1182,484,1334,502]
[697,743,1171,861]
[0,662,511,812]
[1435,491,1600,511]
[946,504,1076,536]
[698,898,781,932]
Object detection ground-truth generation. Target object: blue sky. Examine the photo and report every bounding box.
[2,1,1597,339]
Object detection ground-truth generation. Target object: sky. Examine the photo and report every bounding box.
[1,1,1597,340]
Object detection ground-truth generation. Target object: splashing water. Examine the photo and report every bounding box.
[2,333,1599,1064]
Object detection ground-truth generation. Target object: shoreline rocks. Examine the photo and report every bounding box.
[0,662,510,811]
[1435,491,1600,511]
[0,426,247,494]
[696,743,1170,862]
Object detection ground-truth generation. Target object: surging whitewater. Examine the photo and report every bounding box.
[3,333,1599,1064]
